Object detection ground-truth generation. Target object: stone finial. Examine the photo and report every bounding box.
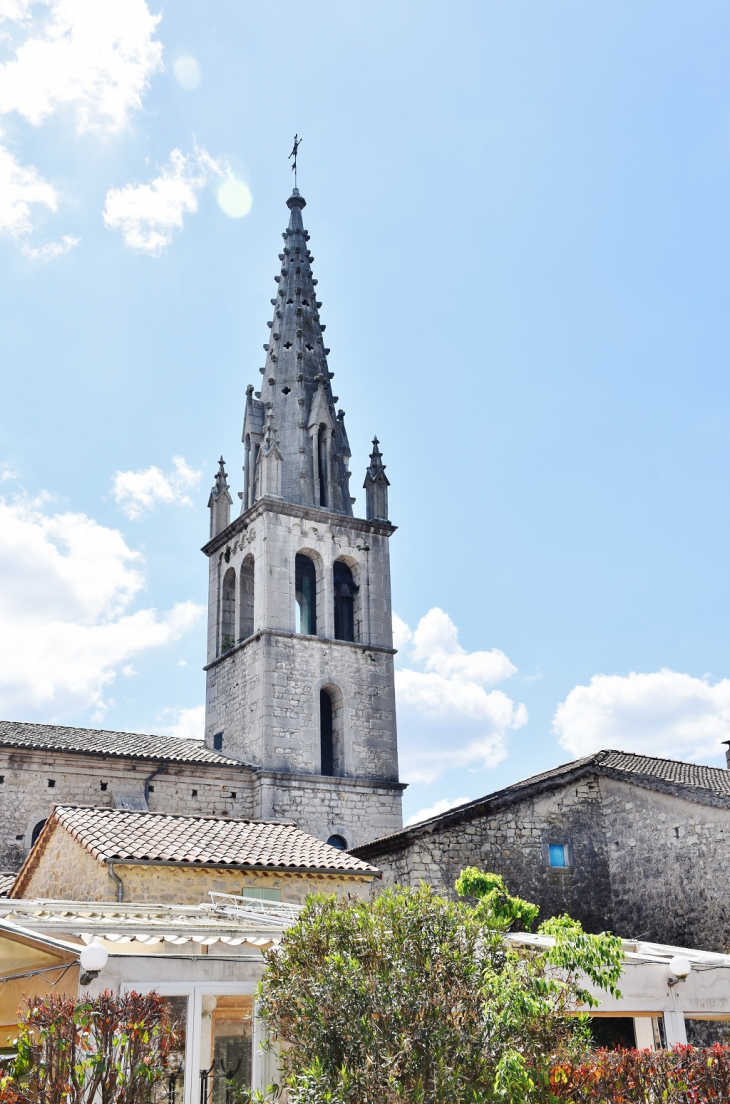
[208,457,233,537]
[363,437,390,522]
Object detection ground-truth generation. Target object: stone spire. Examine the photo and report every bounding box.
[242,189,354,516]
[363,437,390,522]
[208,457,233,537]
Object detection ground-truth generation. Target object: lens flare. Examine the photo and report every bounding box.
[218,178,253,218]
[173,56,201,90]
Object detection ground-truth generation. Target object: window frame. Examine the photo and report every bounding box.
[120,981,263,1104]
[541,838,574,869]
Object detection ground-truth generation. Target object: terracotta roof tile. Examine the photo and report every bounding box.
[0,873,16,898]
[49,806,377,874]
[0,720,245,767]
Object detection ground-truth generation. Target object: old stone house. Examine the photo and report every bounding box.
[10,804,378,905]
[352,749,730,953]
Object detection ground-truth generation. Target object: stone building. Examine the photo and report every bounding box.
[0,185,404,869]
[9,804,378,905]
[352,749,730,953]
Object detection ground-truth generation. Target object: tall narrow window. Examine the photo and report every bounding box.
[320,689,334,776]
[295,554,317,635]
[317,426,328,508]
[221,567,236,653]
[333,561,357,642]
[239,555,254,640]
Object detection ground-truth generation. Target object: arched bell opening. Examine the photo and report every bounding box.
[295,553,317,635]
[239,555,254,640]
[333,560,358,643]
[221,566,236,654]
[319,684,345,777]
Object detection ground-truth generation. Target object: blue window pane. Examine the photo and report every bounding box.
[549,844,566,867]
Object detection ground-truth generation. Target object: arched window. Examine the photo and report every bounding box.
[31,819,46,846]
[295,554,317,635]
[317,426,328,508]
[221,567,236,653]
[240,555,254,640]
[327,834,348,851]
[320,689,334,776]
[333,561,357,642]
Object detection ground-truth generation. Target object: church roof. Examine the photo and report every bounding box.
[17,806,378,882]
[352,749,730,858]
[0,720,245,767]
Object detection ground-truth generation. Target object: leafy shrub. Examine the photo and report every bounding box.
[550,1044,730,1103]
[0,990,181,1104]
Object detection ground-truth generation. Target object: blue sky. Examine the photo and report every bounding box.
[2,1,730,825]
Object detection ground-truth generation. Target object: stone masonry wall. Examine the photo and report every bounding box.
[14,823,374,906]
[0,750,257,872]
[365,776,613,936]
[256,771,403,850]
[599,775,730,952]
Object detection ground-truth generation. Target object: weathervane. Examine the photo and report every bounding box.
[289,134,302,187]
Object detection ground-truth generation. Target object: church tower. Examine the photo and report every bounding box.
[201,188,404,848]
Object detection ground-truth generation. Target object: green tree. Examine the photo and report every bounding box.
[253,870,622,1104]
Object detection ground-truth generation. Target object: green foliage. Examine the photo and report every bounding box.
[0,990,181,1104]
[456,867,540,931]
[255,873,624,1104]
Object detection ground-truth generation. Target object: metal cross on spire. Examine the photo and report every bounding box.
[289,134,302,187]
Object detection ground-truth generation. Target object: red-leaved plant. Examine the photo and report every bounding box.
[0,990,182,1104]
[550,1044,730,1103]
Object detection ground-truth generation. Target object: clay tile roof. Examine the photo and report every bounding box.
[49,806,378,874]
[0,720,245,767]
[352,748,730,857]
[0,873,16,898]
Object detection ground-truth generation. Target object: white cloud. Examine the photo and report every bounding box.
[0,0,162,248]
[0,491,203,717]
[392,612,412,651]
[395,608,527,784]
[23,233,79,261]
[405,796,471,827]
[158,704,204,741]
[0,137,56,237]
[103,147,225,254]
[553,669,730,762]
[111,455,201,519]
[0,0,163,132]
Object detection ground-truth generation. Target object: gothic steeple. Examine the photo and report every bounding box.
[242,190,354,516]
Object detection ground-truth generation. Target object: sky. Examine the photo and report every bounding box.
[2,1,730,826]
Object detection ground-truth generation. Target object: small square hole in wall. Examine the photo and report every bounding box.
[231,792,237,799]
[148,785,154,793]
[0,776,5,784]
[192,789,198,797]
[100,782,108,791]
[15,835,22,841]
[47,779,55,788]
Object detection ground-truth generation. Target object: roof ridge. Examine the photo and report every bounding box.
[601,747,729,772]
[54,805,296,827]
